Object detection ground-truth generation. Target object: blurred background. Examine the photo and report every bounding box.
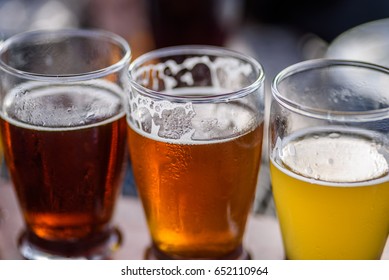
[1,0,389,215]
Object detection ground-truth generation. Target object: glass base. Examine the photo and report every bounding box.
[18,226,122,260]
[144,244,251,260]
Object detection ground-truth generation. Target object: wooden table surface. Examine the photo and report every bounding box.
[1,179,388,260]
[0,179,285,260]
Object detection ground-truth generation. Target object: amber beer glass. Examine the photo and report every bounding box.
[127,46,265,259]
[270,59,389,259]
[0,29,131,259]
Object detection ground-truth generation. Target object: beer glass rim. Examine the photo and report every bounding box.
[128,45,265,102]
[271,58,389,122]
[0,28,132,82]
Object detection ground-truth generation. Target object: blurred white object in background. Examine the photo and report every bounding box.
[326,18,389,67]
[0,0,86,38]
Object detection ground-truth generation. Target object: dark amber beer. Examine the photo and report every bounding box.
[0,29,131,259]
[0,85,127,257]
[127,46,265,259]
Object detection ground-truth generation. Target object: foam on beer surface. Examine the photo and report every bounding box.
[2,80,124,130]
[280,133,389,183]
[128,87,259,144]
[129,55,261,144]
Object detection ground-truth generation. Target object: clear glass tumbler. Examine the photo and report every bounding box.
[270,59,389,259]
[127,46,265,259]
[0,29,131,259]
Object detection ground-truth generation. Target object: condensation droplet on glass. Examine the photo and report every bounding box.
[305,166,313,175]
[329,132,340,139]
[328,158,334,165]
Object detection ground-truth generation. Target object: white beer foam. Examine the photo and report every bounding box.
[280,134,389,183]
[129,55,260,144]
[128,87,259,145]
[2,80,125,131]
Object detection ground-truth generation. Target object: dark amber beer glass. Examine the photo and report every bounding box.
[127,46,265,259]
[0,29,131,259]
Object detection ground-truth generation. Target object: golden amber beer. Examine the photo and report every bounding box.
[270,59,389,259]
[128,121,263,259]
[128,46,265,259]
[0,29,131,259]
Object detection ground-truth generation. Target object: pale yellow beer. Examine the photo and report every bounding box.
[271,129,389,259]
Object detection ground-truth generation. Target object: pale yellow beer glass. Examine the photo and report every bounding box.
[127,46,265,259]
[270,59,389,260]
